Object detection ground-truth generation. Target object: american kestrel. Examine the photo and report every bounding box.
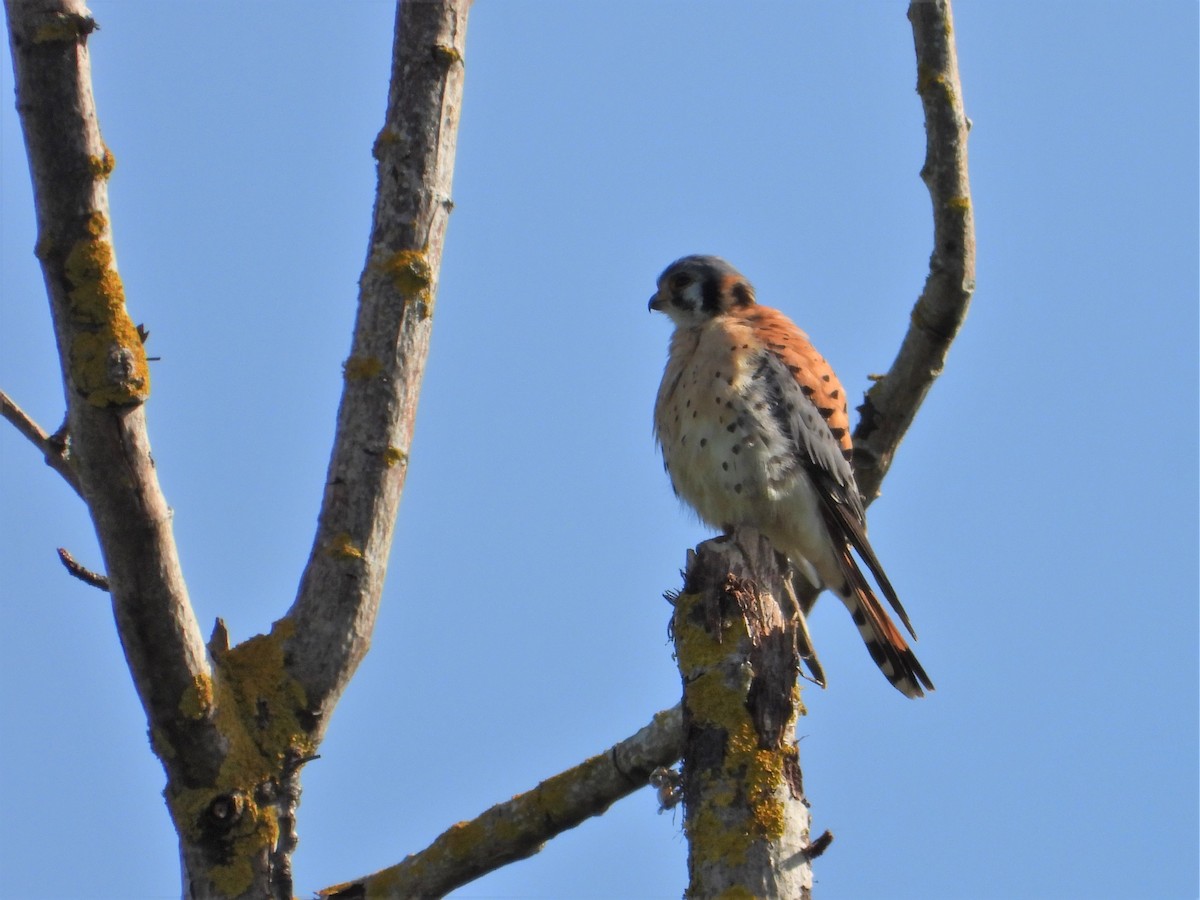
[650,255,933,698]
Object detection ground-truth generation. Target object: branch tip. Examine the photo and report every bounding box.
[0,390,82,496]
[56,547,109,591]
[802,829,834,861]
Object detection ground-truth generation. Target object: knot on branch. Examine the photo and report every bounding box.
[202,791,247,836]
[25,12,97,45]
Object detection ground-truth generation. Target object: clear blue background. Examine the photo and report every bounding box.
[2,3,1197,898]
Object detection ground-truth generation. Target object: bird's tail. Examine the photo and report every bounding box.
[835,544,934,698]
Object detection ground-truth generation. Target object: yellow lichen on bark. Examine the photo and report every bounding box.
[165,620,312,896]
[327,532,364,560]
[674,583,794,878]
[31,12,93,43]
[380,248,432,295]
[377,248,435,318]
[62,218,149,406]
[344,355,384,380]
[672,591,741,671]
[87,147,116,179]
[179,673,215,721]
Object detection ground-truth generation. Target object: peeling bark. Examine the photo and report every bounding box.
[673,530,815,899]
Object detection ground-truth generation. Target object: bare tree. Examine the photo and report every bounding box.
[3,0,972,896]
[5,0,468,895]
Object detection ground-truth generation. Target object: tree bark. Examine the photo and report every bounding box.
[319,706,684,898]
[4,0,470,895]
[5,0,970,894]
[283,0,469,736]
[4,0,224,810]
[674,531,814,899]
[852,0,976,504]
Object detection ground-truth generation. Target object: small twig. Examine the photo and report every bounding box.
[57,547,110,591]
[802,829,834,861]
[0,390,83,497]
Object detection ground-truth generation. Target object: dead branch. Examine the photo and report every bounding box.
[56,546,109,590]
[5,0,220,779]
[675,532,813,899]
[0,389,82,496]
[852,0,976,503]
[318,705,684,899]
[283,0,471,737]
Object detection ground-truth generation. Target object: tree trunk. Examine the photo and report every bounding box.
[673,529,816,899]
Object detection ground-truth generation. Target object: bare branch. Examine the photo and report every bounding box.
[56,546,109,590]
[0,388,82,496]
[318,705,684,899]
[5,0,220,781]
[284,0,471,730]
[852,0,976,503]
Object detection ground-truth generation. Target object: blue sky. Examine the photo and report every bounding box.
[2,2,1197,898]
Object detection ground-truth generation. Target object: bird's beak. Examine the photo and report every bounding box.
[649,291,665,312]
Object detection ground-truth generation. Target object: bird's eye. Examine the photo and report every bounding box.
[670,273,693,291]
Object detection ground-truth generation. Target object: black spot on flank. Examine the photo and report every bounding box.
[722,462,729,471]
[681,436,687,445]
[700,438,707,447]
[800,385,815,397]
[734,483,743,494]
[830,389,840,399]
[821,374,831,382]
[726,423,737,433]
[731,445,741,455]
[851,608,867,626]
[787,364,801,375]
[692,411,697,418]
[830,427,847,440]
[786,403,795,414]
[818,407,834,419]
[685,399,691,408]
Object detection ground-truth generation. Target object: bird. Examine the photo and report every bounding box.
[649,254,933,698]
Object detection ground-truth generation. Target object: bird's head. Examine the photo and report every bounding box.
[648,255,757,327]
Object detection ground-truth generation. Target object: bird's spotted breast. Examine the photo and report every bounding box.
[654,318,798,529]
